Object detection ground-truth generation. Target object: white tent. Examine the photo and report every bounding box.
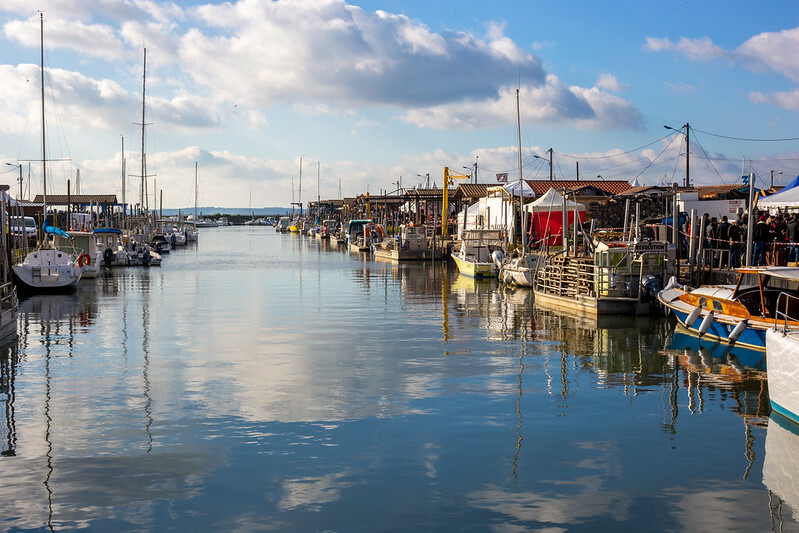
[490,180,535,198]
[524,188,584,213]
[757,186,799,209]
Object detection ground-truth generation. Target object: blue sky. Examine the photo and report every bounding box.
[1,0,798,209]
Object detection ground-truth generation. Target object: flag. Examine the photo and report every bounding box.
[496,173,508,183]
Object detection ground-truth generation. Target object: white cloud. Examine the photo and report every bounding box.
[596,73,628,93]
[401,76,642,131]
[750,88,799,112]
[646,27,799,111]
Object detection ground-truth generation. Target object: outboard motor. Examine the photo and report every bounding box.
[491,249,504,269]
[640,274,663,304]
[142,246,151,267]
[103,247,114,268]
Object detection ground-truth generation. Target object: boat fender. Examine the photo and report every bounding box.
[698,310,714,337]
[77,252,91,267]
[491,249,504,268]
[729,320,748,343]
[685,306,702,327]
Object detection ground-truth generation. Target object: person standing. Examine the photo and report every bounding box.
[729,220,743,268]
[787,213,799,265]
[753,215,770,266]
[718,216,730,267]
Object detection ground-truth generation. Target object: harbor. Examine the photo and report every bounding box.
[0,225,797,531]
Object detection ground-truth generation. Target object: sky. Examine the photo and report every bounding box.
[1,0,798,209]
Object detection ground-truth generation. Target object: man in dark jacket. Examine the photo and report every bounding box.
[787,213,799,264]
[753,215,770,266]
[718,216,730,267]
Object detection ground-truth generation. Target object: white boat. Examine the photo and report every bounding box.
[451,229,504,278]
[345,219,374,252]
[94,228,128,266]
[67,230,102,279]
[13,227,82,292]
[766,291,799,424]
[499,252,542,287]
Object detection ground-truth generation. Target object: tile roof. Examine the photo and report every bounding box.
[526,180,632,196]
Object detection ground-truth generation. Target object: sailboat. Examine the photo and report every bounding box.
[12,14,81,293]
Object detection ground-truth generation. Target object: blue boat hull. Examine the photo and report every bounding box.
[671,308,766,351]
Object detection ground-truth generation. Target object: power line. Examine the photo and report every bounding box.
[692,127,799,142]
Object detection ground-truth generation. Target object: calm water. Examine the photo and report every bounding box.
[0,226,797,532]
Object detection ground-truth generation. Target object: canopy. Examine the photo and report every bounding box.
[44,225,71,238]
[757,183,799,209]
[524,188,585,213]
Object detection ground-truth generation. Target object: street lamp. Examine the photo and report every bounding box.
[417,173,430,188]
[533,148,553,180]
[5,162,22,199]
[663,123,690,188]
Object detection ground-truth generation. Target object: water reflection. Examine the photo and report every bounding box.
[763,414,799,527]
[0,337,18,457]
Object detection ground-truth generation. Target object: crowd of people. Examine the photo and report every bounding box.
[696,212,799,268]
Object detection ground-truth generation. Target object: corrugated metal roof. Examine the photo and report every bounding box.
[454,184,489,199]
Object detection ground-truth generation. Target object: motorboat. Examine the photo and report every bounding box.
[451,229,504,278]
[66,230,101,279]
[658,266,799,351]
[345,219,374,252]
[374,224,442,261]
[150,234,171,254]
[93,228,128,267]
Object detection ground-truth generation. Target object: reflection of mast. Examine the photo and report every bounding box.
[43,324,54,532]
[512,336,525,480]
[142,295,153,453]
[1,343,17,457]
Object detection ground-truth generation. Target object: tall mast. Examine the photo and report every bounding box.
[317,161,320,222]
[516,88,525,254]
[141,48,148,212]
[194,162,198,220]
[40,12,46,225]
[299,157,303,217]
[121,135,126,223]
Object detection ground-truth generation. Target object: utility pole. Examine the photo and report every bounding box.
[547,148,553,180]
[684,123,690,188]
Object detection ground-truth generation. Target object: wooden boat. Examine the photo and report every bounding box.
[766,291,799,424]
[658,266,799,351]
[451,229,504,278]
[534,240,670,316]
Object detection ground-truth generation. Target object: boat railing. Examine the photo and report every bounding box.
[0,282,17,311]
[774,292,799,334]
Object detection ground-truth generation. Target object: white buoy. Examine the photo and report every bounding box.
[729,320,748,342]
[698,311,715,336]
[685,306,702,327]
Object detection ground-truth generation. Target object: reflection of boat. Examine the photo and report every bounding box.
[668,325,766,370]
[658,266,799,351]
[534,240,668,316]
[0,283,18,343]
[451,229,504,278]
[766,292,799,424]
[763,414,799,525]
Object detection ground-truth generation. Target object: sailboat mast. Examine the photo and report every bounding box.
[40,12,46,226]
[516,88,526,254]
[317,161,320,222]
[141,47,148,213]
[121,135,126,224]
[299,157,303,217]
[194,162,198,220]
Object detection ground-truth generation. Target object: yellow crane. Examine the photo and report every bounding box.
[442,167,470,237]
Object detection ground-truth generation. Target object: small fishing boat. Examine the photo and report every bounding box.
[93,228,128,267]
[658,266,799,351]
[345,219,374,252]
[374,224,442,262]
[766,291,799,424]
[451,229,505,278]
[66,231,102,279]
